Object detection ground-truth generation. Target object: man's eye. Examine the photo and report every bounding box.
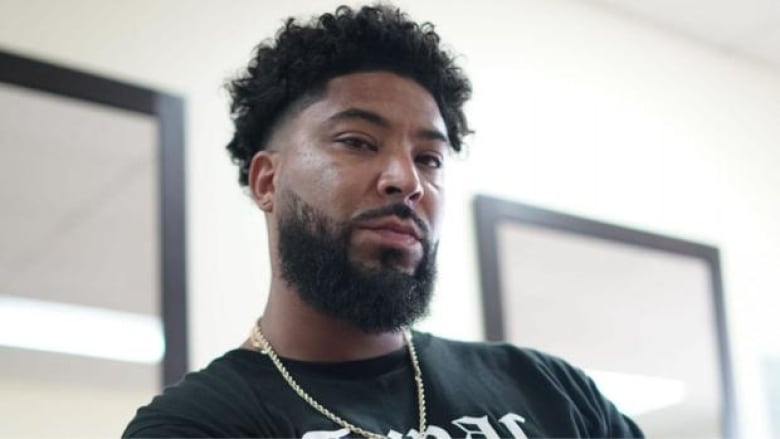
[416,154,443,169]
[338,137,376,151]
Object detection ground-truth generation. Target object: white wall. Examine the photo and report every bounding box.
[0,0,778,436]
[0,377,154,438]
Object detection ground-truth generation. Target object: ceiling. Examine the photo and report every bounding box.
[592,0,780,70]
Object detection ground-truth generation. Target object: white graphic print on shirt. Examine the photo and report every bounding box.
[301,412,529,439]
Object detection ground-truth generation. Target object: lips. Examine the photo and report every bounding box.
[359,218,423,243]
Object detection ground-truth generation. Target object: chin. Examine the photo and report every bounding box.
[352,247,420,274]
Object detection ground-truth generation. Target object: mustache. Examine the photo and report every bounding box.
[351,203,430,240]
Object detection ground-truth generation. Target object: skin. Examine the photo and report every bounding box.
[242,71,449,361]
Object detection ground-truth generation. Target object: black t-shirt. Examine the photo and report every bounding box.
[123,332,643,438]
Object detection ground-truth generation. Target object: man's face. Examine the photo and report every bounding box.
[261,71,449,332]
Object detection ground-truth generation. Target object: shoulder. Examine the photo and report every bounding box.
[418,330,573,375]
[122,349,270,438]
[416,332,644,438]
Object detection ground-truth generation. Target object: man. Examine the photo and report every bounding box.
[124,5,643,438]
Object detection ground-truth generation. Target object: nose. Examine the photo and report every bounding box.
[376,154,423,204]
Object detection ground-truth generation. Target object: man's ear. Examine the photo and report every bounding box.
[248,150,278,212]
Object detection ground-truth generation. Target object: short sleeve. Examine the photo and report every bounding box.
[527,350,645,438]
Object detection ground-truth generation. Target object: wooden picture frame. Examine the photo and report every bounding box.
[0,50,187,387]
[474,194,735,437]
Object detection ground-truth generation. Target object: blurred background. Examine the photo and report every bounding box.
[0,0,778,437]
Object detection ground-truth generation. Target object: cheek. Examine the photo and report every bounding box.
[423,185,444,239]
[282,156,364,217]
[314,167,356,207]
[279,147,329,194]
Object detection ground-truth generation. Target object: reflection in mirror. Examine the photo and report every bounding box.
[0,52,185,438]
[474,195,735,438]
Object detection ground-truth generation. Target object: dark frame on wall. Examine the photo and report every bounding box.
[473,194,736,438]
[0,50,187,387]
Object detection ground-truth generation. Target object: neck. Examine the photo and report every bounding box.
[245,277,405,362]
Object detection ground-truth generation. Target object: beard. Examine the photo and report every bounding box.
[276,190,437,333]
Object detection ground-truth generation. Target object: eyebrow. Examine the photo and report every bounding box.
[326,107,449,144]
[327,108,388,127]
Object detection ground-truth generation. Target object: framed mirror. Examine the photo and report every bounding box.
[474,195,735,437]
[0,51,186,436]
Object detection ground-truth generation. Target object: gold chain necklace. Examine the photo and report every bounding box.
[250,321,427,439]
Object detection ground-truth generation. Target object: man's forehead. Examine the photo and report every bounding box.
[306,72,446,130]
[322,71,436,104]
[266,71,450,150]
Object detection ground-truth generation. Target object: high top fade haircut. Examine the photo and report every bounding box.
[226,4,472,185]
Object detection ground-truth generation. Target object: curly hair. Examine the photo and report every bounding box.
[225,4,472,186]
